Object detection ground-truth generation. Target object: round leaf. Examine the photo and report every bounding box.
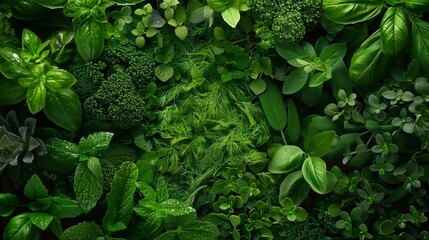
[175,25,188,40]
[268,145,304,174]
[43,89,82,132]
[302,156,331,194]
[155,65,174,82]
[249,78,267,95]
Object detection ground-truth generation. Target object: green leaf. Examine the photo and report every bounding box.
[275,41,310,63]
[0,77,26,105]
[411,18,429,76]
[308,72,328,88]
[259,79,287,131]
[103,162,138,232]
[24,174,49,200]
[74,160,104,214]
[0,194,19,217]
[155,64,174,82]
[60,222,104,240]
[78,132,114,157]
[307,131,336,157]
[319,43,347,66]
[329,60,353,100]
[156,176,169,202]
[323,0,384,24]
[29,212,53,230]
[350,30,391,87]
[37,138,79,176]
[302,156,331,194]
[207,0,229,12]
[249,78,267,95]
[3,213,42,240]
[177,221,220,240]
[221,7,240,28]
[47,196,82,218]
[45,67,77,92]
[48,217,62,238]
[268,145,304,174]
[285,99,300,143]
[0,45,29,79]
[138,213,163,238]
[26,81,46,114]
[282,68,308,94]
[33,0,67,9]
[22,28,42,53]
[378,219,396,235]
[380,7,409,56]
[74,17,104,62]
[301,85,323,107]
[405,0,429,13]
[154,231,178,240]
[279,171,309,206]
[44,89,82,132]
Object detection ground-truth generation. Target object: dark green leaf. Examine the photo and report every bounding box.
[29,212,53,230]
[282,68,308,94]
[74,17,104,62]
[378,219,396,235]
[301,85,323,107]
[411,18,429,75]
[23,174,49,200]
[0,77,26,105]
[307,131,336,157]
[259,79,287,131]
[323,0,384,24]
[48,217,62,238]
[0,193,19,217]
[44,89,82,132]
[268,145,304,174]
[78,132,114,157]
[320,43,347,66]
[37,138,79,176]
[380,7,409,56]
[60,222,104,240]
[103,162,138,232]
[74,159,104,214]
[154,231,178,240]
[47,196,82,218]
[285,99,300,143]
[177,221,220,240]
[156,176,169,202]
[275,41,310,62]
[279,171,309,206]
[405,0,429,13]
[329,60,353,100]
[3,213,42,240]
[33,0,67,9]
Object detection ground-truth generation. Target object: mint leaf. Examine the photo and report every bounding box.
[24,174,49,200]
[74,159,103,214]
[78,132,114,158]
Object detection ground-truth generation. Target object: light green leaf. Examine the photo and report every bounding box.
[45,67,77,92]
[74,160,103,214]
[24,174,49,200]
[302,156,330,194]
[60,222,104,240]
[22,28,42,53]
[175,25,188,40]
[29,212,53,230]
[0,45,29,79]
[249,78,267,95]
[268,145,304,174]
[207,0,229,12]
[155,65,174,82]
[3,213,42,240]
[380,7,409,56]
[78,132,114,157]
[103,162,138,232]
[323,0,384,24]
[319,43,347,66]
[221,7,240,28]
[26,81,46,114]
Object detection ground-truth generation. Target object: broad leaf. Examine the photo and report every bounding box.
[329,60,353,100]
[47,196,82,218]
[323,0,384,24]
[103,162,138,232]
[37,138,79,176]
[156,176,169,203]
[0,45,29,80]
[279,171,309,206]
[177,221,220,240]
[0,77,26,105]
[3,213,42,240]
[319,43,347,66]
[24,174,49,200]
[155,64,174,82]
[45,67,77,92]
[282,68,308,94]
[29,212,53,230]
[44,89,82,132]
[275,41,311,64]
[60,222,104,240]
[302,156,331,194]
[259,79,287,131]
[112,0,145,5]
[405,0,429,13]
[26,81,46,114]
[221,7,240,28]
[21,29,42,54]
[268,145,304,174]
[207,0,228,12]
[0,193,19,217]
[74,159,104,214]
[74,17,104,62]
[33,0,67,9]
[306,131,336,157]
[380,7,409,56]
[78,132,114,157]
[411,18,429,75]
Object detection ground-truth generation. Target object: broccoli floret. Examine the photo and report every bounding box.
[84,72,146,129]
[102,163,121,193]
[248,0,322,49]
[69,61,106,100]
[283,215,330,240]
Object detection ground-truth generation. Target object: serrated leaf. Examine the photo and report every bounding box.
[60,222,104,240]
[78,132,114,157]
[103,162,138,232]
[74,160,103,214]
[24,174,49,200]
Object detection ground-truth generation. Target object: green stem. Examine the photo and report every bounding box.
[280,129,287,145]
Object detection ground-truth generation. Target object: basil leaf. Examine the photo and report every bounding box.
[0,45,29,79]
[78,132,114,157]
[47,196,82,218]
[23,174,49,200]
[405,0,429,13]
[26,80,46,114]
[103,162,138,232]
[74,17,104,62]
[60,222,104,240]
[268,145,304,174]
[411,18,429,76]
[302,156,331,194]
[259,79,287,131]
[275,41,311,63]
[22,29,42,53]
[44,89,82,132]
[74,159,104,214]
[0,77,26,105]
[112,0,146,5]
[350,30,391,87]
[45,67,76,92]
[380,7,409,56]
[0,193,19,217]
[323,0,384,24]
[279,171,309,206]
[48,217,62,238]
[3,213,42,240]
[306,131,336,157]
[49,29,75,64]
[29,212,53,230]
[33,0,67,9]
[319,43,347,66]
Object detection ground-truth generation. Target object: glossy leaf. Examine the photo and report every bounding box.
[26,81,46,114]
[0,45,29,79]
[207,0,229,12]
[44,89,82,132]
[306,131,336,157]
[268,145,304,174]
[380,7,409,56]
[60,222,104,240]
[33,0,67,9]
[411,18,429,75]
[22,28,42,53]
[350,30,391,87]
[0,194,19,217]
[279,171,309,206]
[24,174,49,200]
[0,77,26,105]
[103,162,138,232]
[49,29,75,64]
[302,156,330,194]
[405,0,429,13]
[29,212,53,230]
[259,79,287,131]
[323,0,384,24]
[74,159,103,214]
[74,18,104,62]
[3,213,41,240]
[37,138,79,176]
[282,68,308,94]
[79,132,114,157]
[45,67,77,92]
[319,43,347,66]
